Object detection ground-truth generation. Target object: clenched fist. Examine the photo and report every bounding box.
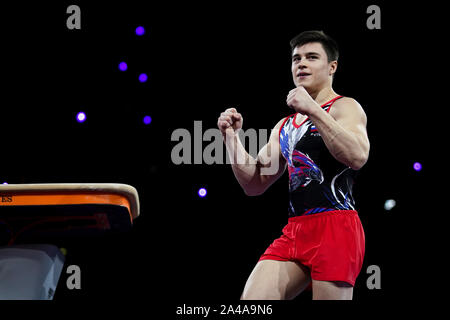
[217,108,243,136]
[286,86,318,115]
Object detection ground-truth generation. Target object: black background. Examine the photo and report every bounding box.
[0,0,441,314]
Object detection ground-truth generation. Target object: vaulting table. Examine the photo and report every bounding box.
[0,183,140,300]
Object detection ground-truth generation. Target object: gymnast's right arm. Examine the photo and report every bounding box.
[217,108,287,196]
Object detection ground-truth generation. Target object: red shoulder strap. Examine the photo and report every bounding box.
[324,95,344,113]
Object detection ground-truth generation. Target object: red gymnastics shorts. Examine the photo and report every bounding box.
[259,210,365,287]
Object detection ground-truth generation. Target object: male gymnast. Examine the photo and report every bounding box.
[217,30,370,300]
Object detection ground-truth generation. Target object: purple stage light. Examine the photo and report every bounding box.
[198,188,207,198]
[77,112,86,123]
[118,62,128,71]
[135,26,145,36]
[139,73,148,82]
[413,162,422,171]
[2,182,7,185]
[143,115,152,125]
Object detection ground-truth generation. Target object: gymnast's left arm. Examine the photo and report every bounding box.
[307,97,370,170]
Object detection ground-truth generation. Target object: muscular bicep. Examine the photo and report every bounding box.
[333,99,370,156]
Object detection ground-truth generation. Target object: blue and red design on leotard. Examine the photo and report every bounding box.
[288,150,323,191]
[279,96,358,217]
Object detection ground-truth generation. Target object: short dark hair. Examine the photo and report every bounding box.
[289,30,339,62]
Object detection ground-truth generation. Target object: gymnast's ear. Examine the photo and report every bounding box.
[329,60,338,77]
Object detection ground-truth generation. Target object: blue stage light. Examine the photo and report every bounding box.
[139,73,148,83]
[135,26,145,36]
[118,62,128,71]
[198,188,207,198]
[413,162,422,171]
[143,115,152,125]
[76,112,86,123]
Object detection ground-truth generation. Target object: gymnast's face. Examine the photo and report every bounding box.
[291,42,337,91]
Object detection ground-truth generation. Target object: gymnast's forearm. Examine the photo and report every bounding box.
[223,131,262,195]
